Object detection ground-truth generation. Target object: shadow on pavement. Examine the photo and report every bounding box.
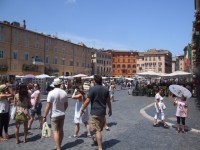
[61,139,84,149]
[107,122,117,127]
[27,134,41,142]
[103,139,120,149]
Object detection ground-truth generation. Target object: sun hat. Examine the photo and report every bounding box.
[0,84,6,92]
[53,78,62,86]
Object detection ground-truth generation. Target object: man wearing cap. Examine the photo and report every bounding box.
[80,75,112,150]
[43,78,68,150]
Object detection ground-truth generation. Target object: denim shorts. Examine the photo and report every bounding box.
[30,103,42,116]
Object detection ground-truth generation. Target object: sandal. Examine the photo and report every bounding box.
[0,137,7,142]
[153,123,158,127]
[16,140,20,144]
[92,136,98,146]
[163,124,169,129]
[4,134,10,139]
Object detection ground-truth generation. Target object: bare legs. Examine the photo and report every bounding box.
[53,130,64,150]
[15,121,28,144]
[74,122,91,137]
[95,131,103,150]
[28,115,43,129]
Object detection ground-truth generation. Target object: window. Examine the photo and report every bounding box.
[113,64,115,68]
[127,64,131,68]
[122,64,126,68]
[117,64,120,68]
[61,58,65,65]
[132,65,136,68]
[70,61,74,66]
[0,34,4,42]
[45,56,49,64]
[24,52,29,61]
[0,25,4,32]
[0,50,4,58]
[54,57,58,64]
[13,51,18,60]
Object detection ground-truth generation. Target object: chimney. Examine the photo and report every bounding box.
[22,20,26,29]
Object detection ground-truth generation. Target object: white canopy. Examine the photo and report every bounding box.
[36,74,50,78]
[73,74,88,78]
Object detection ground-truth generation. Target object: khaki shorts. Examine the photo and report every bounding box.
[51,115,65,131]
[91,115,105,132]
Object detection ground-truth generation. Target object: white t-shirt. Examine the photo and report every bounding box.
[47,88,68,118]
[0,99,9,113]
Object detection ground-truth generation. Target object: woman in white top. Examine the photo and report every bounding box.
[71,85,91,138]
[28,83,42,130]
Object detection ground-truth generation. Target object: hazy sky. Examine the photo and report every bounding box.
[0,0,195,56]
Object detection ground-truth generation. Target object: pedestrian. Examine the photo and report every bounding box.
[0,84,13,142]
[14,83,31,144]
[71,85,91,138]
[43,78,68,150]
[109,82,116,102]
[127,81,132,95]
[28,83,43,130]
[173,95,188,133]
[153,88,168,128]
[80,75,112,150]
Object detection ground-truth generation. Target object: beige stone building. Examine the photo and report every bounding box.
[177,55,185,71]
[0,20,92,76]
[136,49,172,73]
[172,56,179,72]
[91,49,112,76]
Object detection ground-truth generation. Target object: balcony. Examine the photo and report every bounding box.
[32,57,44,65]
[0,64,8,71]
[22,64,38,72]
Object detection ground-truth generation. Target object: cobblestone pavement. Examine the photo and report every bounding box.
[0,87,200,150]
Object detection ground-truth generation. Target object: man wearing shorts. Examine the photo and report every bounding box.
[43,78,68,150]
[81,75,112,150]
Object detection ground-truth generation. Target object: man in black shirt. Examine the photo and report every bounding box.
[81,75,112,150]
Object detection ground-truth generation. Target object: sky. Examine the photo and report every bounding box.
[0,0,195,56]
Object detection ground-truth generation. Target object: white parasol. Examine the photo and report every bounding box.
[169,84,192,98]
[73,74,88,78]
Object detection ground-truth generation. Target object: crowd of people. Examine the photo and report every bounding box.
[0,75,191,150]
[0,75,113,150]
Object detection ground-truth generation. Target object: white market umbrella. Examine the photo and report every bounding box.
[169,71,191,77]
[59,76,74,80]
[73,74,88,78]
[136,71,159,78]
[169,84,192,98]
[82,75,94,79]
[36,74,50,78]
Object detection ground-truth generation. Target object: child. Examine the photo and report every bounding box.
[174,95,188,133]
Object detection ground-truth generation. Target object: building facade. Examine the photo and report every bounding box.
[136,49,172,73]
[172,56,179,72]
[107,50,138,77]
[0,20,92,76]
[91,49,112,76]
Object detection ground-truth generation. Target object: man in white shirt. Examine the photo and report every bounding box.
[43,78,68,150]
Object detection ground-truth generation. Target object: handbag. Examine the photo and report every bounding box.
[42,122,51,138]
[10,106,16,120]
[15,112,26,122]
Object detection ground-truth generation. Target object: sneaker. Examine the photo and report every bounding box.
[87,134,92,138]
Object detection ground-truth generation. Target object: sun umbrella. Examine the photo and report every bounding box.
[73,74,88,78]
[136,71,159,78]
[36,74,50,78]
[24,74,35,78]
[169,84,192,98]
[169,71,191,77]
